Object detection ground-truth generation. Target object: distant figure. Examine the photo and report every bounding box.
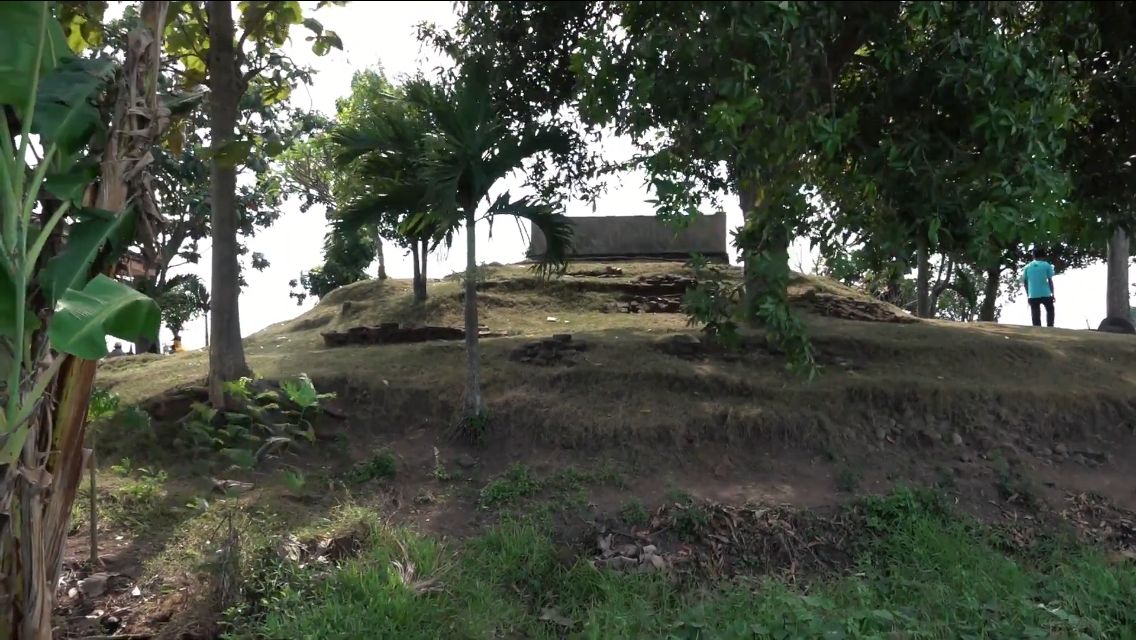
[1021,248,1056,327]
[171,335,184,353]
[107,342,126,358]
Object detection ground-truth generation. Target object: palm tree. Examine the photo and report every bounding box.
[331,89,444,302]
[410,69,574,422]
[336,66,574,423]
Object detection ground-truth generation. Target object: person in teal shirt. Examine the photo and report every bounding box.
[1021,248,1056,327]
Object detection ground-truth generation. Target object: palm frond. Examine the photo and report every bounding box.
[485,193,574,277]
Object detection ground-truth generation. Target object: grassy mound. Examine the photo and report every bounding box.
[71,261,1136,639]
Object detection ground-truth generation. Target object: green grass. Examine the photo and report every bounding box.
[619,498,649,526]
[345,450,396,484]
[479,464,543,507]
[235,490,1136,639]
[479,464,625,509]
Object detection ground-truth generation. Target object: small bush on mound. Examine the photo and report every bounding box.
[236,489,1136,639]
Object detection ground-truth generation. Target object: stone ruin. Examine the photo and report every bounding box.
[527,213,728,263]
[569,266,624,278]
[509,334,588,366]
[605,274,695,314]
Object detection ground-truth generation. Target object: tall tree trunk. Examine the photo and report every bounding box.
[1106,226,1130,320]
[462,208,483,418]
[411,242,425,303]
[980,266,1000,322]
[916,237,931,318]
[206,0,251,407]
[927,258,953,318]
[420,238,429,293]
[376,236,388,280]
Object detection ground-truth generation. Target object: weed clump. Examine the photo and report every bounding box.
[346,450,397,484]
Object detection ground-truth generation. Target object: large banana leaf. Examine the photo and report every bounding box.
[48,274,160,360]
[32,56,114,156]
[38,207,135,305]
[0,2,70,105]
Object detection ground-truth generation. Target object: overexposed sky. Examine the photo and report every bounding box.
[153,1,1126,350]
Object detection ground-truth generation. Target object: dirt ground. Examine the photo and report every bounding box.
[63,262,1136,639]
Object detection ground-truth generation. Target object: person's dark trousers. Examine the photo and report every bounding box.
[1029,296,1055,327]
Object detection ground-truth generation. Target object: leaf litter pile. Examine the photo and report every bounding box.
[1061,492,1136,559]
[592,499,862,584]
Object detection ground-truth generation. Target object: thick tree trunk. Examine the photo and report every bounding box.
[980,266,1000,322]
[1106,226,1130,320]
[206,0,251,407]
[411,242,426,303]
[916,237,931,318]
[462,209,483,418]
[376,236,388,280]
[927,258,953,318]
[736,178,791,319]
[420,238,429,288]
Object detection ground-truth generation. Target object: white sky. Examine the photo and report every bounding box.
[152,1,1128,351]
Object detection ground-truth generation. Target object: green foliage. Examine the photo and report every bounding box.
[336,66,577,276]
[288,227,375,305]
[619,499,649,526]
[419,2,605,203]
[566,2,900,371]
[147,1,343,329]
[281,78,390,304]
[280,373,333,411]
[281,470,306,494]
[38,205,136,305]
[1059,2,1136,237]
[672,501,710,538]
[49,275,161,360]
[346,450,396,484]
[0,2,159,465]
[814,2,1081,304]
[87,388,120,423]
[683,255,743,347]
[173,375,330,468]
[155,274,209,336]
[104,460,169,529]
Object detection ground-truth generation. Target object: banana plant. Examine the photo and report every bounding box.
[0,3,167,638]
